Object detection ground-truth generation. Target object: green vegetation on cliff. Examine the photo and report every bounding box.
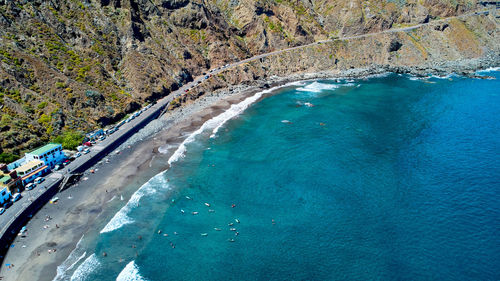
[0,0,492,156]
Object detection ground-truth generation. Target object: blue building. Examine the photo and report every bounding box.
[25,143,65,169]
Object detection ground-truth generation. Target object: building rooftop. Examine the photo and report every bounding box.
[29,143,61,156]
[15,160,44,173]
[0,175,10,184]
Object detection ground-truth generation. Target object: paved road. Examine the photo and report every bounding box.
[0,173,63,238]
[0,6,495,240]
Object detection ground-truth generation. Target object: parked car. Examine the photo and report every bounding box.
[34,177,45,184]
[0,208,5,215]
[12,193,22,202]
[75,152,82,158]
[83,148,90,154]
[3,201,12,209]
[26,183,36,190]
[54,164,63,170]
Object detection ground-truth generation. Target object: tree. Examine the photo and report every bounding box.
[53,131,84,150]
[0,153,20,163]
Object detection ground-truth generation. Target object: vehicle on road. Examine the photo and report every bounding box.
[204,75,209,79]
[75,152,82,158]
[0,208,5,215]
[34,177,45,184]
[26,183,36,190]
[12,193,22,202]
[54,164,63,170]
[83,148,90,154]
[50,197,59,204]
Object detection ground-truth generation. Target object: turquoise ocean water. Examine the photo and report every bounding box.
[60,71,500,281]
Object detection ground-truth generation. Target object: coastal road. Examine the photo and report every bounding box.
[214,8,495,72]
[0,173,63,240]
[0,6,495,250]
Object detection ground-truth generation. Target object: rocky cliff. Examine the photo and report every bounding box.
[0,0,493,155]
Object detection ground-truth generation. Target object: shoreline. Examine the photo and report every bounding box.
[1,60,498,281]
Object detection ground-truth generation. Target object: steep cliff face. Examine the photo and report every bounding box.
[0,0,487,155]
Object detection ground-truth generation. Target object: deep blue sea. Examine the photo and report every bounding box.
[60,71,500,281]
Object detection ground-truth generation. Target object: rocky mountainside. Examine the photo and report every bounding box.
[0,0,488,155]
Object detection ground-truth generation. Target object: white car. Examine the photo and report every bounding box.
[26,183,36,190]
[34,177,45,184]
[83,148,90,154]
[12,193,22,202]
[0,208,5,215]
[75,152,82,158]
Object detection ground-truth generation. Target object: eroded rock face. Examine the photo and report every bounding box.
[0,0,492,154]
[388,39,403,52]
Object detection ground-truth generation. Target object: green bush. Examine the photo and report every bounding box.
[0,153,20,163]
[38,102,48,109]
[53,131,84,150]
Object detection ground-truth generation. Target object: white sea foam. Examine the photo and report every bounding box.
[409,76,428,81]
[116,261,148,281]
[168,83,295,164]
[53,235,86,281]
[100,174,165,234]
[296,81,339,93]
[476,67,499,74]
[70,253,101,281]
[209,87,270,138]
[429,74,454,79]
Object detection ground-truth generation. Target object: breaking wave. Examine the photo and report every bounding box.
[53,235,86,281]
[116,261,148,281]
[296,81,339,93]
[69,253,101,281]
[100,173,166,234]
[168,82,299,164]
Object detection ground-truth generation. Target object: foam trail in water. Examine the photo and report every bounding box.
[53,235,86,281]
[116,261,148,281]
[70,253,100,281]
[100,173,166,234]
[296,81,339,93]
